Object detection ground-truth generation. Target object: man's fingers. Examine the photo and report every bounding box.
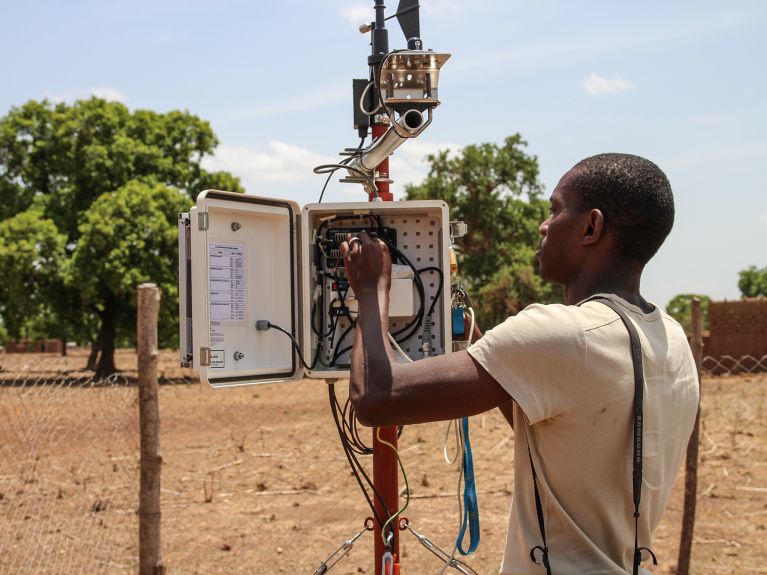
[340,233,362,260]
[340,231,389,262]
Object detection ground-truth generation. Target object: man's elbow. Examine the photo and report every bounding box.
[349,373,394,428]
[350,395,379,427]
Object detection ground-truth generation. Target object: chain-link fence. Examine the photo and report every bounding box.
[0,349,516,574]
[2,347,765,574]
[0,350,140,574]
[701,354,767,375]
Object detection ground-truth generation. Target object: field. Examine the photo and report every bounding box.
[1,350,765,574]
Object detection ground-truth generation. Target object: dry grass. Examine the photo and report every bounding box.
[1,351,765,573]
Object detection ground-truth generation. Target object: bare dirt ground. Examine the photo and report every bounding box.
[1,350,765,574]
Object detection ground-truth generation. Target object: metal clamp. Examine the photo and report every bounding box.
[312,520,374,575]
[381,550,394,575]
[402,521,479,575]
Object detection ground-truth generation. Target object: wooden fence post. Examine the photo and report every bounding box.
[138,283,166,575]
[677,297,703,575]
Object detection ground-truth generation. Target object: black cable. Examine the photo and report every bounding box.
[347,401,373,454]
[317,169,336,205]
[315,137,367,203]
[378,237,426,342]
[417,266,444,317]
[328,383,391,528]
[331,319,357,366]
[261,322,319,370]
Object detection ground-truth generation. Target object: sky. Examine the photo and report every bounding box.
[2,0,765,308]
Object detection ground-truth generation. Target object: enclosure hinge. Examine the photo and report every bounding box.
[200,347,212,367]
[198,211,209,231]
[450,220,467,238]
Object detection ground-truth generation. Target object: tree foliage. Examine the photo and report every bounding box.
[0,98,243,375]
[405,134,562,327]
[0,209,67,339]
[70,181,189,377]
[738,265,767,298]
[665,294,710,332]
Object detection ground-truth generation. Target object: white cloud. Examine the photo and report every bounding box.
[340,5,371,27]
[218,82,347,122]
[44,86,127,103]
[389,139,463,190]
[203,141,337,185]
[396,139,461,164]
[582,73,635,95]
[759,213,767,226]
[89,86,128,103]
[203,138,463,200]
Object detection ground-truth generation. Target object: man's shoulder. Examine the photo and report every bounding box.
[514,301,619,334]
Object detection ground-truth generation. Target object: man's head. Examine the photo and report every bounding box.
[537,153,674,285]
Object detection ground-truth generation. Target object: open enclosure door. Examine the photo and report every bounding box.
[187,190,303,387]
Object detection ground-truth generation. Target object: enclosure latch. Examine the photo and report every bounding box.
[200,347,212,366]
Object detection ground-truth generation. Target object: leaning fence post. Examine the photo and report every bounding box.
[677,297,703,575]
[137,283,166,575]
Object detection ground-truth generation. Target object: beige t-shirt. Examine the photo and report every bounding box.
[467,294,699,574]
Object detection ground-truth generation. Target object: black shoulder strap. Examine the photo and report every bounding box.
[528,442,552,574]
[590,297,657,574]
[527,297,658,574]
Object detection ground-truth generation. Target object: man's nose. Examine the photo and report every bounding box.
[539,220,548,236]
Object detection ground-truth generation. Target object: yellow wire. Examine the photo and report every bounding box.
[376,426,410,546]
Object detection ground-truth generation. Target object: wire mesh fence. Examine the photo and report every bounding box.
[0,350,140,574]
[0,349,516,574]
[701,354,767,375]
[1,348,765,574]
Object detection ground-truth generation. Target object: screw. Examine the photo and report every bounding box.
[231,222,241,231]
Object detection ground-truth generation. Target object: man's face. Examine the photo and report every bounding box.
[536,169,588,284]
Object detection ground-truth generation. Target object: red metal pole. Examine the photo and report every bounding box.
[371,122,399,574]
[369,123,393,202]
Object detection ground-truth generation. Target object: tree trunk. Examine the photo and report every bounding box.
[95,296,119,380]
[87,335,101,370]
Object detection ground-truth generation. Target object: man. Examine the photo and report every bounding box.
[340,153,699,574]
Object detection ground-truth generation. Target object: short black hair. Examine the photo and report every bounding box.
[568,153,674,265]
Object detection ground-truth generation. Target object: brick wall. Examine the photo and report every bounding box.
[3,339,63,354]
[705,298,767,359]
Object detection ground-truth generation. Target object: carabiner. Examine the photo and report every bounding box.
[381,550,394,575]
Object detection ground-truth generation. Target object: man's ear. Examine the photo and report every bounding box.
[582,209,605,245]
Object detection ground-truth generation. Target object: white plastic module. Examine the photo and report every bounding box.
[179,190,452,387]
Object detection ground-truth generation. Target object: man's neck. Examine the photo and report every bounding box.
[564,262,653,313]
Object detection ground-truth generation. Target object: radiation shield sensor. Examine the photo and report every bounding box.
[179,190,453,388]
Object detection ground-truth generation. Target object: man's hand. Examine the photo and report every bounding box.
[339,231,392,296]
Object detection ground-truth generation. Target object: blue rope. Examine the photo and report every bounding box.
[456,416,480,555]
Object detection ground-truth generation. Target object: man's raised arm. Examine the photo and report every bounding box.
[340,232,511,427]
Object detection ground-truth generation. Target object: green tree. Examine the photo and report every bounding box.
[405,134,562,327]
[0,98,243,373]
[0,210,67,340]
[70,181,190,378]
[665,294,710,333]
[738,265,767,298]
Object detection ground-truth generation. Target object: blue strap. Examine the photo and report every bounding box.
[456,416,481,555]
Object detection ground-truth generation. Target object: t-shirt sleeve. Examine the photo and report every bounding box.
[467,303,587,425]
